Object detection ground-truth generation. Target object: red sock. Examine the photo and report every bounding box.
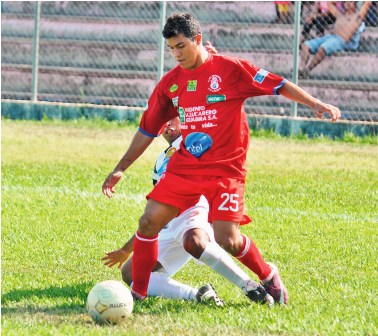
[235,234,271,281]
[132,231,158,297]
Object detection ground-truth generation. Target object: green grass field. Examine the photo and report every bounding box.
[2,119,377,336]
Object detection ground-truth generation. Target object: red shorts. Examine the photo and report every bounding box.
[147,172,251,224]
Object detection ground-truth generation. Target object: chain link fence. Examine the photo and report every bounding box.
[2,1,378,122]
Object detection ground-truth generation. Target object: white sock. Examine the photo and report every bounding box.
[199,242,251,289]
[133,272,198,300]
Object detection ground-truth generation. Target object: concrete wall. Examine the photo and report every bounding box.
[1,1,377,136]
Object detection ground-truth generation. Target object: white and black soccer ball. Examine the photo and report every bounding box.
[86,280,134,324]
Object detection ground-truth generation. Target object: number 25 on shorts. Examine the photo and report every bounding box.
[218,193,239,212]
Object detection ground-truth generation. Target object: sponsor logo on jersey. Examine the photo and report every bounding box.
[185,132,213,158]
[179,105,218,123]
[187,210,200,219]
[170,84,178,92]
[178,107,186,123]
[172,96,179,107]
[187,80,197,91]
[206,94,226,104]
[202,122,217,128]
[253,69,269,84]
[208,75,222,92]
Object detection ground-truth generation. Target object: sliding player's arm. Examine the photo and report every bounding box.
[102,235,135,269]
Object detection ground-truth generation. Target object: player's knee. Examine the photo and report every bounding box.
[216,236,241,255]
[138,213,159,236]
[318,47,326,55]
[183,229,208,259]
[138,201,178,236]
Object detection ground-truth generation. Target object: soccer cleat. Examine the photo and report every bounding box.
[196,284,224,307]
[130,290,145,301]
[243,280,274,307]
[261,262,288,305]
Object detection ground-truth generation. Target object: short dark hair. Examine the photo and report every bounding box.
[162,13,202,40]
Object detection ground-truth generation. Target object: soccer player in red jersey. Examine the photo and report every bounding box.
[102,13,341,304]
[102,117,274,306]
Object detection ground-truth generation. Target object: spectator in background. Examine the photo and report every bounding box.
[300,1,372,79]
[300,2,337,46]
[272,1,292,24]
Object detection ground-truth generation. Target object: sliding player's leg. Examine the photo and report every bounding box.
[122,227,223,306]
[170,197,273,305]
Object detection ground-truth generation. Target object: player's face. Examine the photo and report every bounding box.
[166,33,202,70]
[162,117,181,144]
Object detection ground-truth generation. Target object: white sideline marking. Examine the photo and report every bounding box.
[253,206,377,223]
[2,185,147,203]
[2,185,377,223]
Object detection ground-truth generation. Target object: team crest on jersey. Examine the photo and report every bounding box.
[253,69,269,84]
[172,96,179,107]
[165,147,177,159]
[208,75,222,92]
[170,84,178,92]
[187,80,197,91]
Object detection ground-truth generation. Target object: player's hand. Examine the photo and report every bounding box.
[205,41,217,55]
[102,170,123,198]
[313,100,341,122]
[101,248,131,269]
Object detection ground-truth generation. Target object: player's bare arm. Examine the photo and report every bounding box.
[102,235,135,269]
[356,1,372,25]
[278,81,341,122]
[102,131,154,198]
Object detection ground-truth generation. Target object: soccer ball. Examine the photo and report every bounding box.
[86,280,134,324]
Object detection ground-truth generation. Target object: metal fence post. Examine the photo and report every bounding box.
[31,1,41,102]
[291,0,302,119]
[1,1,375,126]
[157,1,167,81]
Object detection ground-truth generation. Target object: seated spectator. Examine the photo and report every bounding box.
[300,2,338,45]
[300,1,372,79]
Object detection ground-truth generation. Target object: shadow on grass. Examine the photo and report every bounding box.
[1,282,94,316]
[2,282,93,304]
[1,282,226,316]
